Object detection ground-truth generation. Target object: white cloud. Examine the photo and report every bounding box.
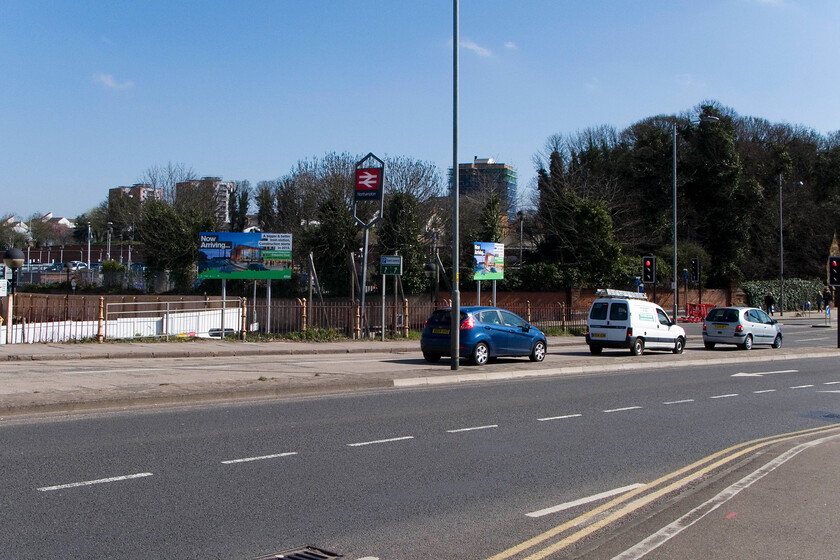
[460,40,493,57]
[94,73,134,89]
[585,77,600,90]
[504,41,518,50]
[675,73,695,86]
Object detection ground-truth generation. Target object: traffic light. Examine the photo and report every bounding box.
[642,256,656,283]
[690,258,700,283]
[830,256,840,286]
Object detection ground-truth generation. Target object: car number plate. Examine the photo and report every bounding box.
[713,324,729,330]
[591,332,606,338]
[432,328,450,334]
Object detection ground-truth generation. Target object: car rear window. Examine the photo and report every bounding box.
[706,308,739,322]
[590,302,609,320]
[426,310,467,325]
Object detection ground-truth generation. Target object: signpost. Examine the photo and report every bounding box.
[353,153,386,337]
[380,255,403,341]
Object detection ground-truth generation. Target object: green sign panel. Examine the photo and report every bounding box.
[381,255,403,275]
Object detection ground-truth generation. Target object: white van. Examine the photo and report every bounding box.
[586,289,686,355]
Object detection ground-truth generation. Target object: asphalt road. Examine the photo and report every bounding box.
[2,345,839,559]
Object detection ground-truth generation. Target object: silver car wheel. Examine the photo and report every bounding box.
[472,342,489,366]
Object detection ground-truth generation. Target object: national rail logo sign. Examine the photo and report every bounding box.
[354,167,383,201]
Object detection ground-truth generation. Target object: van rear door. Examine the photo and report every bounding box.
[588,300,629,345]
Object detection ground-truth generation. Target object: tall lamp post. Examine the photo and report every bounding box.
[4,247,25,345]
[673,116,719,321]
[106,221,113,262]
[450,0,461,370]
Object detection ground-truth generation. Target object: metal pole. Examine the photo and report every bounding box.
[779,174,784,316]
[266,279,271,334]
[381,272,386,342]
[450,0,460,370]
[107,222,112,261]
[361,228,370,337]
[221,279,226,339]
[672,122,678,322]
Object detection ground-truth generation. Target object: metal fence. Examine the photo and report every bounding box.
[245,299,588,338]
[3,294,588,344]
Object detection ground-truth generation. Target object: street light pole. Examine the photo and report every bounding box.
[672,122,678,322]
[450,0,461,371]
[107,221,113,262]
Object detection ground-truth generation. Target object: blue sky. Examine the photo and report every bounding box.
[3,0,840,220]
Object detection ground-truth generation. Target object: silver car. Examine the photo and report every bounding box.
[702,307,782,350]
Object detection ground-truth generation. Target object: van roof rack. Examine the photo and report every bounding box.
[596,288,649,300]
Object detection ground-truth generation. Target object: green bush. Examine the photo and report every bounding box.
[741,278,825,311]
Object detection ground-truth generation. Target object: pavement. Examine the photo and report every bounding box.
[1,315,840,559]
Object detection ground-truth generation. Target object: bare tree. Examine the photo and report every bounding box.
[139,162,196,205]
[384,156,443,203]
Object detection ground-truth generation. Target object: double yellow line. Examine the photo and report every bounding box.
[487,423,840,560]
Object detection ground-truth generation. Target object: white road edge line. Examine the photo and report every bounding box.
[603,406,643,413]
[825,381,840,385]
[753,389,777,394]
[447,425,498,433]
[527,484,646,518]
[663,399,694,405]
[348,436,414,447]
[37,472,153,492]
[538,414,583,422]
[710,394,739,399]
[612,433,840,560]
[222,452,298,464]
[790,385,815,389]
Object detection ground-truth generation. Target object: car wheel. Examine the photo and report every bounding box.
[471,342,489,366]
[739,334,753,351]
[673,337,685,354]
[423,352,441,363]
[704,342,716,350]
[589,345,603,355]
[630,337,644,356]
[772,334,782,349]
[530,340,547,362]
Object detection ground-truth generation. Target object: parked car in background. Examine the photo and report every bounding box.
[420,306,547,366]
[702,306,782,350]
[66,261,88,271]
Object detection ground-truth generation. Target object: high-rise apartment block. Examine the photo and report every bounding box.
[457,157,517,218]
[108,183,163,205]
[175,177,235,225]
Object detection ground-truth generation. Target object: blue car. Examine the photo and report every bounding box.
[420,306,547,365]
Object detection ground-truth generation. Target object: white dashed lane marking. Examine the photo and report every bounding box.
[38,472,153,492]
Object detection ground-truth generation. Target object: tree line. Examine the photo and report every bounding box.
[5,100,839,296]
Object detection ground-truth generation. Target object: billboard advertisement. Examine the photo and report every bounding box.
[198,232,293,280]
[473,242,504,281]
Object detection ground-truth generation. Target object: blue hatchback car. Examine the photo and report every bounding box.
[420,306,548,365]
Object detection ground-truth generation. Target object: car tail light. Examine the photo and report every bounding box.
[702,322,707,332]
[735,324,744,333]
[460,315,474,331]
[626,327,633,339]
